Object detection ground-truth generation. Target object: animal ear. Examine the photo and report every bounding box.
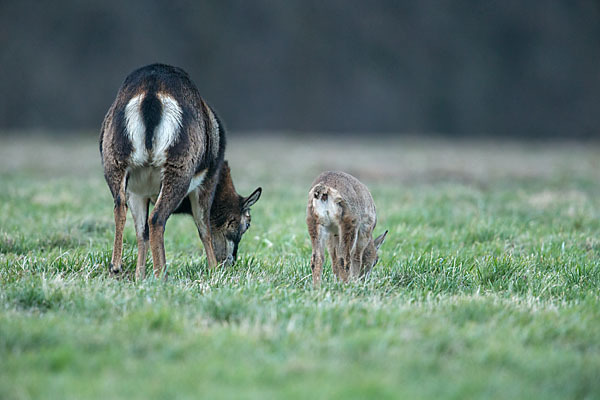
[374,230,388,250]
[243,187,262,209]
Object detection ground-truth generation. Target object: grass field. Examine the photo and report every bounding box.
[1,133,599,399]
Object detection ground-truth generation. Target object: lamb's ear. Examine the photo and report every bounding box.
[374,230,388,250]
[243,187,262,209]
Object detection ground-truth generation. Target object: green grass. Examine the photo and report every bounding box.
[1,134,599,399]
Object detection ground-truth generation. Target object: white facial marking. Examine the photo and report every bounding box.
[125,94,148,165]
[152,93,183,166]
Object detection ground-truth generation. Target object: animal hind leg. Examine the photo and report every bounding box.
[107,169,128,275]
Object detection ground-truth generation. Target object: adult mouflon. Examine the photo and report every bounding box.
[307,171,387,286]
[100,63,261,280]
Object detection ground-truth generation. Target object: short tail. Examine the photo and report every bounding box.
[141,93,163,150]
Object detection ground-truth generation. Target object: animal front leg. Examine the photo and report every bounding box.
[350,243,366,280]
[149,169,190,279]
[326,233,342,280]
[339,222,360,281]
[189,190,218,268]
[310,240,326,287]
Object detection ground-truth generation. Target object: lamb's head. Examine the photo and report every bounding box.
[361,230,388,276]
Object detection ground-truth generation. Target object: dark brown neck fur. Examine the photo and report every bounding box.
[210,161,242,228]
[171,162,241,228]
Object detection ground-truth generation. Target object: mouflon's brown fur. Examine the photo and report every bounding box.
[100,64,261,280]
[306,171,387,286]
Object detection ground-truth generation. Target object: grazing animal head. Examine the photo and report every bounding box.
[210,162,262,265]
[361,230,388,277]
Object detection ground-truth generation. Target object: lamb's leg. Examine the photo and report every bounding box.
[307,214,326,287]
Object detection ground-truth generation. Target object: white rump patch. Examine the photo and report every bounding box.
[312,187,342,229]
[125,92,182,167]
[125,94,148,165]
[153,93,183,165]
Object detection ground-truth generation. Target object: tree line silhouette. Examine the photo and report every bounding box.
[1,0,598,138]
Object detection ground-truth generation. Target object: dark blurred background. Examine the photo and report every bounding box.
[1,0,598,138]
